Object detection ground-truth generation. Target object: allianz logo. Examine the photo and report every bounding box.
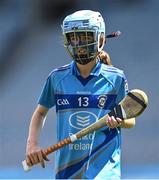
[69,111,97,130]
[57,98,69,106]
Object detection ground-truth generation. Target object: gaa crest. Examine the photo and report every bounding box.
[98,95,107,108]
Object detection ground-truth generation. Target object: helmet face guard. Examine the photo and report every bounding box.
[64,30,99,65]
[62,10,105,65]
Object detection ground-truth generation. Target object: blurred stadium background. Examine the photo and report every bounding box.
[0,0,159,179]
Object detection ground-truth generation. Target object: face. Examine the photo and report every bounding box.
[66,32,97,61]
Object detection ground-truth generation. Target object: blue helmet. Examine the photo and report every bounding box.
[62,10,105,65]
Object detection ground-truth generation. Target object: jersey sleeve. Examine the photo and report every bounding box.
[38,75,55,108]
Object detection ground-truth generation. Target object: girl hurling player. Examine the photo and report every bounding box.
[25,10,135,179]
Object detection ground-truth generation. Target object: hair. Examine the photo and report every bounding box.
[99,50,113,66]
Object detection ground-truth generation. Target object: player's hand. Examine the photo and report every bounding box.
[26,142,49,168]
[106,116,122,129]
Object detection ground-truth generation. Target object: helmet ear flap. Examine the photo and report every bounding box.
[98,33,105,52]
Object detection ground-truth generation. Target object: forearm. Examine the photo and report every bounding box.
[120,117,136,128]
[25,105,49,168]
[27,106,48,145]
[27,114,43,145]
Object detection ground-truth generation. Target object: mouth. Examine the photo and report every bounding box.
[77,48,87,55]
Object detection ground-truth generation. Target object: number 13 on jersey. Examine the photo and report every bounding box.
[78,97,89,107]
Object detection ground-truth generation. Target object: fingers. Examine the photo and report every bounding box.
[106,116,122,129]
[26,155,33,167]
[41,150,50,161]
[26,150,49,168]
[116,117,122,124]
[37,151,45,168]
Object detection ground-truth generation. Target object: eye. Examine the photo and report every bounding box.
[87,36,94,42]
[69,35,80,45]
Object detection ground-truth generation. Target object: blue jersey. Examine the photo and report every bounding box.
[38,61,128,179]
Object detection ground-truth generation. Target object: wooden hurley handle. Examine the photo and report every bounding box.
[43,137,72,155]
[44,115,108,154]
[43,115,108,155]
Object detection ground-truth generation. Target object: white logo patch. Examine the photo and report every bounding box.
[57,99,69,106]
[69,111,97,130]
